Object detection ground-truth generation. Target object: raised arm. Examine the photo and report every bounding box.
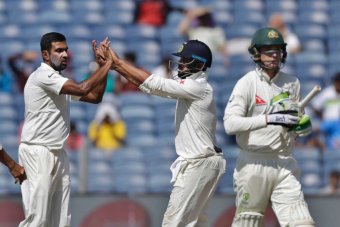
[60,38,113,103]
[108,47,151,86]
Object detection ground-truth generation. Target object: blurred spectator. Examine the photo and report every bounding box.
[0,57,13,93]
[134,0,176,27]
[311,73,340,150]
[8,51,39,93]
[320,170,340,195]
[66,121,84,152]
[151,55,173,78]
[268,13,301,56]
[115,51,143,93]
[88,102,126,152]
[83,60,116,94]
[178,7,228,66]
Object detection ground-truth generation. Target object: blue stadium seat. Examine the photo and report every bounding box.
[166,11,184,26]
[298,0,329,12]
[233,0,264,13]
[113,172,148,194]
[126,134,157,147]
[120,105,155,121]
[298,11,329,26]
[88,173,113,193]
[168,0,199,10]
[22,25,57,42]
[214,11,233,27]
[112,147,144,163]
[119,92,152,106]
[104,10,134,25]
[125,25,159,42]
[70,0,103,12]
[91,25,126,42]
[225,25,258,39]
[7,12,39,25]
[294,24,327,42]
[148,172,172,193]
[233,11,265,27]
[265,0,297,14]
[38,10,72,25]
[159,25,185,44]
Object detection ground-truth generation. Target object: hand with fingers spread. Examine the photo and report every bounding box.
[107,46,121,70]
[92,37,112,66]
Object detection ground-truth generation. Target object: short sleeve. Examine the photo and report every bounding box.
[35,72,68,95]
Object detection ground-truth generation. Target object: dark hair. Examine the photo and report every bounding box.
[40,32,66,52]
[197,12,215,27]
[333,72,340,82]
[124,51,136,63]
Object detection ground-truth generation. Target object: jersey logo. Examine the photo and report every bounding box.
[255,95,266,105]
[179,80,185,85]
[48,73,55,78]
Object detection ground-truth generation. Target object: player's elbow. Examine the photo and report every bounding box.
[92,96,103,104]
[223,119,237,135]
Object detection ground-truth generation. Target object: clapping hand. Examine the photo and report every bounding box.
[92,37,112,66]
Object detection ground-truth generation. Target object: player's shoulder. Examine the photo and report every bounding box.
[278,71,299,84]
[236,70,256,85]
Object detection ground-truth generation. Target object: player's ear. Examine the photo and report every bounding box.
[41,50,49,62]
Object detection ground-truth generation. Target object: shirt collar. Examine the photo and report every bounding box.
[187,71,208,82]
[255,66,280,83]
[40,62,60,73]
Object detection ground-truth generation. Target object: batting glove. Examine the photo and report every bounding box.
[291,115,312,137]
[267,113,300,127]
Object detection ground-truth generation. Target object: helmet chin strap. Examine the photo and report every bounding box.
[258,60,284,70]
[171,59,206,79]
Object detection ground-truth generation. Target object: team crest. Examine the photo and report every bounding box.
[177,44,184,53]
[267,30,279,39]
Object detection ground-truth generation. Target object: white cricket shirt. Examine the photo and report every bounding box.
[21,63,70,150]
[139,72,217,159]
[311,85,340,121]
[224,67,300,154]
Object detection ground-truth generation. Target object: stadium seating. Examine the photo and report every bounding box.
[0,0,338,196]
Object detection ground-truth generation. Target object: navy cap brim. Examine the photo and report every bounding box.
[172,52,181,57]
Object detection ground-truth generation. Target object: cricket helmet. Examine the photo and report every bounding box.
[248,27,287,64]
[171,40,212,79]
[172,40,212,68]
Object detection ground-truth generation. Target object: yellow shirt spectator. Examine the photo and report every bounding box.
[88,102,126,151]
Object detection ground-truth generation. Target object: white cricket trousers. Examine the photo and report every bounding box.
[18,143,71,227]
[232,150,314,227]
[162,155,226,227]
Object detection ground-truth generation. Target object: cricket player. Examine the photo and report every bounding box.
[18,32,113,227]
[104,40,226,226]
[223,27,315,226]
[0,143,26,184]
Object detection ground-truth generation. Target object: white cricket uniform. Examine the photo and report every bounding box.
[223,67,314,226]
[311,85,340,121]
[19,63,73,227]
[140,72,226,227]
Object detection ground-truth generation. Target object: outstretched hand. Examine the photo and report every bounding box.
[92,37,120,70]
[9,163,26,185]
[92,37,112,66]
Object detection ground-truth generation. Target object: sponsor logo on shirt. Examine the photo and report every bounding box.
[255,95,266,105]
[48,73,55,78]
[179,80,185,85]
